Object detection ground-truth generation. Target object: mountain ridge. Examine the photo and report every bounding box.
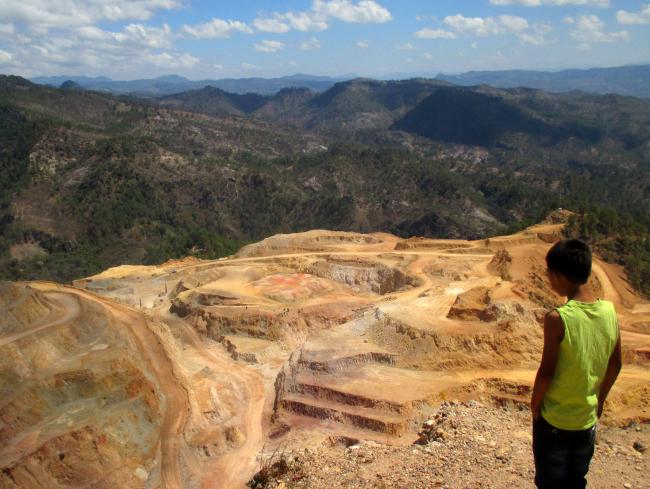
[28,63,650,98]
[30,73,352,96]
[437,64,650,99]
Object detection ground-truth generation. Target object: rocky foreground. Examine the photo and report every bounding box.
[249,402,648,489]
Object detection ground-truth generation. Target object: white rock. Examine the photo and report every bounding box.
[134,467,149,481]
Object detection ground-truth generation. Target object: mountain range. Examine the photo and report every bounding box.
[1,73,648,294]
[157,78,649,148]
[30,73,351,96]
[28,64,650,99]
[437,64,650,99]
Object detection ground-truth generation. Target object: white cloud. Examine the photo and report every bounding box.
[288,60,298,66]
[280,11,329,31]
[0,0,182,29]
[570,14,629,46]
[416,14,552,45]
[253,39,285,53]
[312,0,392,23]
[76,23,172,49]
[443,15,498,36]
[145,52,199,68]
[396,42,415,50]
[617,4,650,25]
[356,39,370,48]
[0,23,15,35]
[251,0,391,35]
[443,14,525,37]
[498,15,529,32]
[414,28,457,39]
[0,49,13,64]
[0,21,196,77]
[299,37,321,50]
[181,18,253,39]
[97,0,182,21]
[490,0,609,6]
[241,62,258,70]
[253,17,290,33]
[423,52,433,60]
[519,21,553,45]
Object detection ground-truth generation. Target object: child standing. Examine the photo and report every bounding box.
[531,239,622,488]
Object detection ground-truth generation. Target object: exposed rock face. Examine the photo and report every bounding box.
[306,257,417,295]
[447,286,495,322]
[0,283,162,488]
[488,249,513,281]
[235,230,384,258]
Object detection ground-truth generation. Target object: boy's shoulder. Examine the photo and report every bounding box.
[557,299,616,311]
[555,299,618,328]
[545,309,562,321]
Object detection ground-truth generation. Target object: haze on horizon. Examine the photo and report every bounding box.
[0,0,649,80]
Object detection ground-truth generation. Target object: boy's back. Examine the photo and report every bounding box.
[531,239,622,489]
[542,299,618,431]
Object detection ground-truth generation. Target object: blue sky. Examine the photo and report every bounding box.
[0,0,649,79]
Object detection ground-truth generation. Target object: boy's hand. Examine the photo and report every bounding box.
[531,399,541,421]
[597,330,622,421]
[531,311,562,425]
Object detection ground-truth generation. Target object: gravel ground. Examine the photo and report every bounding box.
[249,402,649,489]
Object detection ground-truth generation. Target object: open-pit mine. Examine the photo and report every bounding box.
[1,213,649,488]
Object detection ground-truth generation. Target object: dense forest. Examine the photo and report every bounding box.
[565,208,650,297]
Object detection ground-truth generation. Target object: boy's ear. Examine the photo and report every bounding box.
[547,269,565,292]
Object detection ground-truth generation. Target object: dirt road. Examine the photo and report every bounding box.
[154,307,267,489]
[0,291,80,347]
[29,283,191,489]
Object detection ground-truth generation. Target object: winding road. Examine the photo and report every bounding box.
[28,283,191,489]
[154,307,267,489]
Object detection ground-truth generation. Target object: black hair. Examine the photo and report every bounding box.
[546,239,592,285]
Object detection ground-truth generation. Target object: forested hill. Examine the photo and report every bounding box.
[159,78,650,149]
[0,74,648,295]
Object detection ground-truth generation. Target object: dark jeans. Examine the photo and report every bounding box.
[532,416,596,489]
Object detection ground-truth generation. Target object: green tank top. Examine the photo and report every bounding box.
[541,299,618,430]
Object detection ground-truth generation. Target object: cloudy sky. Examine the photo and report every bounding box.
[0,0,649,79]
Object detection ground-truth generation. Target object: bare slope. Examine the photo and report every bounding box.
[1,215,649,488]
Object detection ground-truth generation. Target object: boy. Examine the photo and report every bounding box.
[531,239,622,488]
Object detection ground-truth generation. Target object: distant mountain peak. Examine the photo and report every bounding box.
[60,80,83,91]
[437,64,650,99]
[155,74,190,83]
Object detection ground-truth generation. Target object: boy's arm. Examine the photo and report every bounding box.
[531,311,563,420]
[597,326,623,418]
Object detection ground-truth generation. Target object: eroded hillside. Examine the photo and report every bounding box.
[2,215,649,488]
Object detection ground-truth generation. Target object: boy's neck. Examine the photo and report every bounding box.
[565,283,596,302]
